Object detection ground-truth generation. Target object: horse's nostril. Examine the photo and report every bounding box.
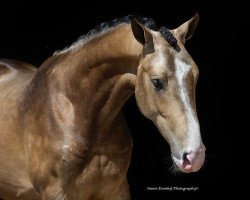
[182,151,192,167]
[182,152,188,160]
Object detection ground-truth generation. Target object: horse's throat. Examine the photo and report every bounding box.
[95,73,136,137]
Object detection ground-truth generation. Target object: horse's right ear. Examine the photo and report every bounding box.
[174,13,200,44]
[131,17,152,45]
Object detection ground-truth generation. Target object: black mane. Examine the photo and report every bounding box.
[90,15,178,49]
[159,26,178,48]
[85,15,158,39]
[56,15,178,54]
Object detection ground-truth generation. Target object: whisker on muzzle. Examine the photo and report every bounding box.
[169,163,182,175]
[162,155,181,175]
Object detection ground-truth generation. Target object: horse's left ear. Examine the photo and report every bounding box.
[174,13,199,44]
[131,17,153,46]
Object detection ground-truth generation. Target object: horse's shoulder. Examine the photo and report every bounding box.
[0,59,37,75]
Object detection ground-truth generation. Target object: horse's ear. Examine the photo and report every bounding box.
[174,13,199,44]
[131,17,152,45]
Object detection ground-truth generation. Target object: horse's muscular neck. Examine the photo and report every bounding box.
[46,24,142,138]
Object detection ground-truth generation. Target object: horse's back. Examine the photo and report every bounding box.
[0,58,36,78]
[0,59,36,90]
[0,58,36,114]
[0,59,39,200]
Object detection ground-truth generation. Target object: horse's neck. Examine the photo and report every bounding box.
[44,24,141,135]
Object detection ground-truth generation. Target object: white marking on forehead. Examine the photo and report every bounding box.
[175,59,201,149]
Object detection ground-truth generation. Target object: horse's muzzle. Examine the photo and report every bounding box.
[172,144,206,173]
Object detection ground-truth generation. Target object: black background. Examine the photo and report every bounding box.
[0,1,247,199]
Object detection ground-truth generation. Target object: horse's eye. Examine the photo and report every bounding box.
[151,79,163,91]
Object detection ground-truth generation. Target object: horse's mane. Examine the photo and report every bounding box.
[54,15,158,55]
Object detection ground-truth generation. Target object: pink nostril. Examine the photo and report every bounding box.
[182,152,188,160]
[182,152,191,166]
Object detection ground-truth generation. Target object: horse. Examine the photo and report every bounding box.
[0,15,205,200]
